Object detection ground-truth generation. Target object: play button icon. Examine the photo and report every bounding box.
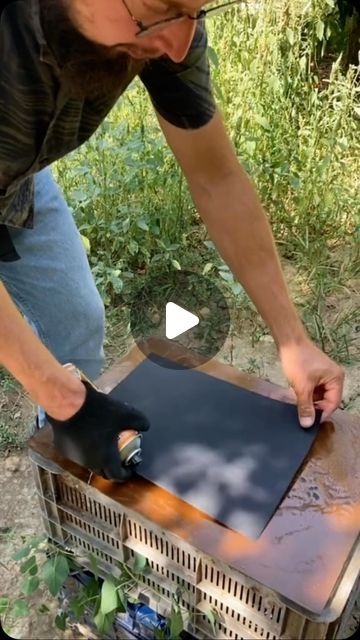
[165,302,199,340]
[129,269,230,368]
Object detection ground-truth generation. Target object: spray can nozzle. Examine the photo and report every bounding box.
[117,430,143,467]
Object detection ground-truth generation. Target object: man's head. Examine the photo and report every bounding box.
[63,0,207,62]
[39,0,207,98]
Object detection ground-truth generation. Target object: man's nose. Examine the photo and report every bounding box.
[152,20,197,63]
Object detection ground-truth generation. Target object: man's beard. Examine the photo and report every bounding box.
[39,0,146,99]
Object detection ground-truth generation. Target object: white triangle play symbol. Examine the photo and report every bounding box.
[165,302,199,340]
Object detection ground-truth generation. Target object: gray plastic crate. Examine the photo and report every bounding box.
[29,451,359,640]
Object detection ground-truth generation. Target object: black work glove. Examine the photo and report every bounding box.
[46,382,150,482]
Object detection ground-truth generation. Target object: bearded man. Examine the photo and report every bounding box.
[0,1,344,480]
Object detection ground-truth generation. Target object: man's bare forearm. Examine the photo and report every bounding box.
[0,281,85,419]
[189,165,308,349]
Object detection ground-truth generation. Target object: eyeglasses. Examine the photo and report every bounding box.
[122,0,242,38]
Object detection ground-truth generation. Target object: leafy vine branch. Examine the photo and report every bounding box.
[1,535,219,638]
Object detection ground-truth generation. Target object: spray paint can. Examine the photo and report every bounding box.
[117,429,143,466]
[126,602,168,639]
[63,363,143,468]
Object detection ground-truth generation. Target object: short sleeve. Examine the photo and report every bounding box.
[139,22,216,130]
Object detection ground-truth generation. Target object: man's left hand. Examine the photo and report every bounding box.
[279,340,345,427]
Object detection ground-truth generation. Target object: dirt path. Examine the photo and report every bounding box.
[1,333,359,639]
[0,455,62,639]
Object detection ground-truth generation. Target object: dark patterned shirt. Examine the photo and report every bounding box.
[0,0,216,230]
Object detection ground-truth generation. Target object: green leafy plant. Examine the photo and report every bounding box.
[48,0,359,364]
[2,536,197,638]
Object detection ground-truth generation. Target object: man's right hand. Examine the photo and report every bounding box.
[46,382,150,482]
[0,281,150,482]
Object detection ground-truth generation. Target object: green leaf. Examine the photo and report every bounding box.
[245,140,256,156]
[171,259,181,271]
[12,600,29,619]
[12,546,31,561]
[122,217,130,233]
[299,55,307,72]
[100,577,118,615]
[219,270,234,283]
[0,597,9,615]
[289,175,301,190]
[286,28,294,45]
[21,575,40,596]
[151,223,160,236]
[41,554,70,597]
[207,608,218,635]
[71,188,88,202]
[55,612,68,631]
[316,20,324,41]
[136,218,149,232]
[117,588,127,613]
[94,609,105,633]
[128,240,139,256]
[202,262,213,276]
[254,114,270,130]
[267,75,280,92]
[81,234,91,254]
[204,240,215,251]
[29,535,47,550]
[154,628,167,640]
[20,555,38,576]
[94,609,115,634]
[133,553,148,574]
[230,282,244,296]
[170,603,183,640]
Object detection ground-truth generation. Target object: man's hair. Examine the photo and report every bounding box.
[39,0,145,99]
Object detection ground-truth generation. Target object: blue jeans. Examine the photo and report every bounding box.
[0,168,105,425]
